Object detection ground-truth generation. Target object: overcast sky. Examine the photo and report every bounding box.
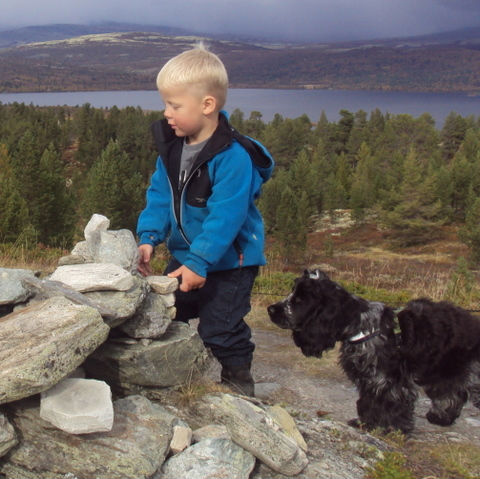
[2,0,480,42]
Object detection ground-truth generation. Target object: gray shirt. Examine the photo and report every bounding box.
[179,137,209,186]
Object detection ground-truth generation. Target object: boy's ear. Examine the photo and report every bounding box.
[202,95,217,115]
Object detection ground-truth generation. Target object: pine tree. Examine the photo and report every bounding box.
[34,144,74,246]
[81,140,144,232]
[459,197,480,264]
[381,148,444,246]
[0,144,29,242]
[350,142,379,221]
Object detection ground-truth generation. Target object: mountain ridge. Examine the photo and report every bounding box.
[1,24,480,94]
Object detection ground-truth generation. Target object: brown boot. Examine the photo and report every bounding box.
[220,363,254,397]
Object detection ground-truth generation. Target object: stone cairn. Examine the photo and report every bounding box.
[0,214,310,479]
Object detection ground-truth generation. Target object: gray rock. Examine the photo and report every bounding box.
[146,275,178,294]
[57,254,87,266]
[192,424,230,442]
[83,275,150,327]
[119,292,172,339]
[0,267,35,305]
[70,240,94,262]
[49,263,134,292]
[21,276,118,319]
[197,394,308,476]
[84,322,210,389]
[0,413,17,458]
[95,229,139,272]
[1,395,176,479]
[40,378,114,434]
[159,438,255,479]
[267,404,308,452]
[0,296,109,405]
[84,213,110,242]
[169,424,192,454]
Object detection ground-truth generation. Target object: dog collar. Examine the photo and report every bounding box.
[348,330,381,344]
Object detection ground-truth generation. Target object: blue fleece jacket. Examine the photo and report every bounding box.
[137,112,274,277]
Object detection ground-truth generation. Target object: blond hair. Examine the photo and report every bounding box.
[156,43,229,109]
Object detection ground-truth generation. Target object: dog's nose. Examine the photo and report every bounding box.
[267,305,276,316]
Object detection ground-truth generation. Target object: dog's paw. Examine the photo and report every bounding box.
[426,410,456,426]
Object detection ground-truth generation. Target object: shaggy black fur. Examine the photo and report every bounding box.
[267,269,480,433]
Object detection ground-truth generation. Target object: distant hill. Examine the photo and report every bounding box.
[1,24,480,94]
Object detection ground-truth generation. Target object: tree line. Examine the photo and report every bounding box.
[1,102,480,262]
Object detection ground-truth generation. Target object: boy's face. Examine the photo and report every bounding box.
[160,87,213,144]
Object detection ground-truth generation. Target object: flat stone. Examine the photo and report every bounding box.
[0,268,35,305]
[49,263,134,293]
[40,378,114,434]
[0,296,109,405]
[146,275,178,294]
[21,276,118,319]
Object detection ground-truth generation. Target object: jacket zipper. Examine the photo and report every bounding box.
[169,141,230,250]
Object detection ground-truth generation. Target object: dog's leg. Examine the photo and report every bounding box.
[424,384,468,426]
[353,383,416,434]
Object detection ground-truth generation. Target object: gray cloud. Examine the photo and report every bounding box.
[1,0,480,41]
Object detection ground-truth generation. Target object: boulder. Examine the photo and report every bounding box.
[84,322,210,390]
[159,438,255,479]
[40,378,114,434]
[49,263,134,293]
[119,292,172,339]
[0,296,109,405]
[0,413,17,458]
[1,395,176,479]
[0,267,35,306]
[196,394,308,476]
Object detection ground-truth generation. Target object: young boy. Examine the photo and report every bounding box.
[136,45,274,396]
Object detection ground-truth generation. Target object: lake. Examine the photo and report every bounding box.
[1,88,479,127]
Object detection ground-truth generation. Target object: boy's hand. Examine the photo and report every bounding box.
[168,265,206,292]
[137,244,154,276]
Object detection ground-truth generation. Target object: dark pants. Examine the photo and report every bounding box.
[164,259,258,367]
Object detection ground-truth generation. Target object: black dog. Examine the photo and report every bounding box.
[268,269,480,433]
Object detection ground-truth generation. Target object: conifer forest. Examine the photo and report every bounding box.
[1,102,480,263]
